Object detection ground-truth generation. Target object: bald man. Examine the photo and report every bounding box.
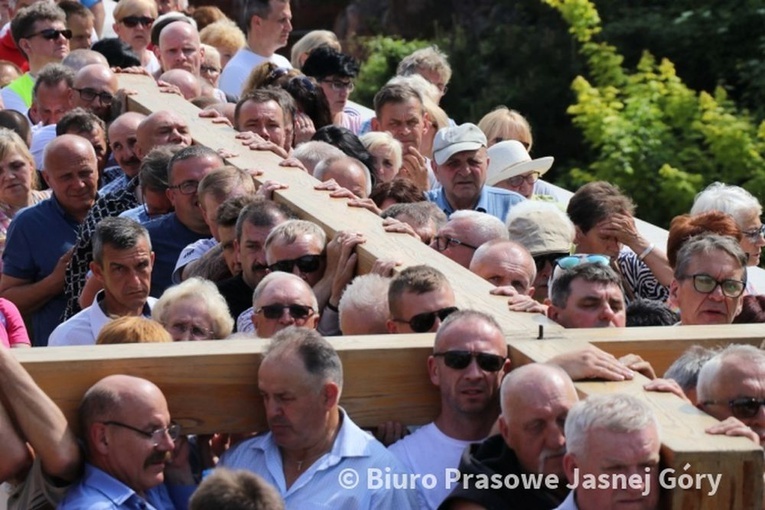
[470,239,547,314]
[72,63,119,121]
[156,21,204,76]
[314,156,372,199]
[441,363,578,509]
[238,271,320,337]
[59,374,190,509]
[135,110,193,159]
[159,69,201,99]
[1,135,98,345]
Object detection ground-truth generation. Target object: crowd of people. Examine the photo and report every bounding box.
[0,0,763,508]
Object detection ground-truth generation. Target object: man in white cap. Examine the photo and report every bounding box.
[425,123,525,221]
[486,139,561,200]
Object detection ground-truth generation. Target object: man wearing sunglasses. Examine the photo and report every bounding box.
[390,311,509,510]
[2,2,70,115]
[547,262,627,329]
[670,234,747,326]
[387,265,457,334]
[60,374,193,509]
[239,271,319,337]
[697,344,765,446]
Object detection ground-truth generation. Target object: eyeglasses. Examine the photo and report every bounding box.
[101,421,181,446]
[200,65,221,74]
[167,322,214,339]
[167,180,200,195]
[533,252,570,273]
[321,79,354,92]
[680,273,746,298]
[268,254,323,274]
[392,306,458,333]
[702,397,765,420]
[432,236,479,252]
[506,172,540,187]
[24,28,72,40]
[73,88,114,105]
[555,254,611,270]
[743,225,765,241]
[256,304,315,320]
[120,16,154,28]
[433,350,506,372]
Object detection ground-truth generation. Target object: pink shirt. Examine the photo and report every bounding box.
[0,298,30,348]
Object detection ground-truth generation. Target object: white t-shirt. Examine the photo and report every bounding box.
[219,47,291,98]
[388,422,475,510]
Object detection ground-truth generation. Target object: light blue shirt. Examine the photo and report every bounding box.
[553,490,579,510]
[57,463,177,510]
[219,409,418,509]
[425,184,525,221]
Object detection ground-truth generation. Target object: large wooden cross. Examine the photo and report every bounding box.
[13,75,763,509]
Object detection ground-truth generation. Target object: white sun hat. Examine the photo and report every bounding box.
[486,140,554,186]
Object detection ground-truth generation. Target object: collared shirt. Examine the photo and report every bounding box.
[48,291,156,346]
[57,463,176,510]
[219,409,418,509]
[553,491,579,510]
[3,195,82,346]
[425,185,525,221]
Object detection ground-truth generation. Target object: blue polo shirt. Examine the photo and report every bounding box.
[425,185,525,221]
[2,196,81,346]
[58,463,189,509]
[144,213,207,297]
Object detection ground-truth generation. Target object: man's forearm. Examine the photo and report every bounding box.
[0,275,62,315]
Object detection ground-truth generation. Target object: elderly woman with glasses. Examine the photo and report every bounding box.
[152,277,234,341]
[486,140,556,201]
[0,129,49,272]
[112,0,159,74]
[691,182,765,268]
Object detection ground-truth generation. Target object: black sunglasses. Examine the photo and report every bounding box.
[393,306,458,333]
[268,254,322,274]
[256,304,315,320]
[533,252,570,273]
[121,16,154,28]
[704,397,765,420]
[26,28,72,40]
[433,350,507,372]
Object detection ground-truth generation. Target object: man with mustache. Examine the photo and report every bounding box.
[216,198,294,328]
[389,310,510,510]
[58,374,190,509]
[440,363,578,509]
[49,217,156,346]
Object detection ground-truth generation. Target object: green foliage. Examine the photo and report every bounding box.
[352,36,430,108]
[543,0,765,227]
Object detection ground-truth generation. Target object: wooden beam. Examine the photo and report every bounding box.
[66,73,763,509]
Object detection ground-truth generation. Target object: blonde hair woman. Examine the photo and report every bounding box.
[0,129,49,271]
[112,0,160,74]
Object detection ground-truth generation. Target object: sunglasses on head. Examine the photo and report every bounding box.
[268,254,322,274]
[121,16,154,28]
[256,304,315,320]
[26,28,72,40]
[393,306,458,333]
[433,350,506,372]
[555,254,611,270]
[704,397,765,420]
